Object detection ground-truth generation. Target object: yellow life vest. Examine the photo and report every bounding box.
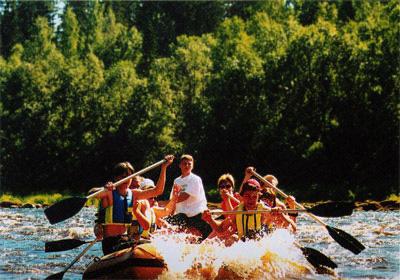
[130,204,157,238]
[141,208,157,238]
[236,202,265,240]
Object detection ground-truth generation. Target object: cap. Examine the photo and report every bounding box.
[246,179,260,188]
[240,179,261,195]
[140,178,155,190]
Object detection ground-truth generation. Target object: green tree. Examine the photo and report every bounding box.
[135,1,226,68]
[0,0,397,199]
[58,7,80,58]
[1,17,65,191]
[0,0,56,57]
[197,16,265,183]
[91,7,143,68]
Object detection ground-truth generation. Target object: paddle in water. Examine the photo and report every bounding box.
[45,239,97,280]
[45,238,95,252]
[299,245,337,270]
[44,159,166,224]
[210,201,354,218]
[252,170,365,255]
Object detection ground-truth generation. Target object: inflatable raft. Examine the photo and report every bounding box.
[82,243,166,279]
[82,241,313,280]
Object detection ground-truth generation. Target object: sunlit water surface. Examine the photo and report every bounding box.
[0,208,399,279]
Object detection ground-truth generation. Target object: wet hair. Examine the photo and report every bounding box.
[113,161,134,179]
[217,173,235,188]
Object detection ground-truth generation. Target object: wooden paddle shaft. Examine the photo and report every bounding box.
[86,159,167,200]
[251,170,327,226]
[63,239,98,272]
[210,209,308,215]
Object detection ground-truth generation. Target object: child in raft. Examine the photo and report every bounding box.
[202,179,276,246]
[129,181,181,239]
[240,167,297,233]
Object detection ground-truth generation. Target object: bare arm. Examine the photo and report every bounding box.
[176,191,190,203]
[92,183,112,200]
[276,199,287,209]
[222,191,241,211]
[238,166,254,194]
[274,199,296,231]
[153,198,176,218]
[133,200,151,231]
[92,189,112,208]
[134,155,174,200]
[281,213,297,233]
[202,209,233,234]
[153,184,180,218]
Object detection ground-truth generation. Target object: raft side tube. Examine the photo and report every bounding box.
[82,245,166,279]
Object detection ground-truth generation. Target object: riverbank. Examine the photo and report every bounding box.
[0,193,399,211]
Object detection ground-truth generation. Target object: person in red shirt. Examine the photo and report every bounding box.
[218,174,241,212]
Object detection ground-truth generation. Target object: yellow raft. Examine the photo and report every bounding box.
[82,243,166,279]
[82,242,313,279]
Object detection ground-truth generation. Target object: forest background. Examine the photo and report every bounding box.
[0,0,398,202]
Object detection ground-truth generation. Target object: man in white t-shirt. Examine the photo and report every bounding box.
[166,154,211,241]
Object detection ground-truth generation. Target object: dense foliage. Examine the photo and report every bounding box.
[1,0,398,201]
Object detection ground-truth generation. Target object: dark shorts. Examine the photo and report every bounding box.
[165,213,212,241]
[101,235,131,255]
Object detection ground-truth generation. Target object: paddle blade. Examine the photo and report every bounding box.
[309,201,355,217]
[45,271,65,280]
[300,246,337,270]
[44,197,88,224]
[45,239,88,252]
[326,225,365,254]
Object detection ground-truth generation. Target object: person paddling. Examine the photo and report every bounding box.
[165,154,212,241]
[239,167,296,233]
[202,179,275,245]
[93,155,174,255]
[259,175,297,233]
[218,173,241,213]
[129,182,181,239]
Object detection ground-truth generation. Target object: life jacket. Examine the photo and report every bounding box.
[98,189,133,226]
[141,208,157,238]
[236,202,265,240]
[129,202,157,238]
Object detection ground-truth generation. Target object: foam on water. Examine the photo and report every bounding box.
[151,228,313,279]
[1,208,399,279]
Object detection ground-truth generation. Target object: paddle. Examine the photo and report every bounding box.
[299,245,337,271]
[210,201,354,218]
[251,170,365,255]
[45,239,97,280]
[112,238,151,251]
[45,237,151,252]
[44,159,166,224]
[45,238,96,252]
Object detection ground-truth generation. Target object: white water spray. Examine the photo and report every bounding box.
[151,228,313,279]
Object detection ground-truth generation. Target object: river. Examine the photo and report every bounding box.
[0,207,399,279]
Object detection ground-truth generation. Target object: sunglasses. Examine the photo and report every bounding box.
[219,182,232,189]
